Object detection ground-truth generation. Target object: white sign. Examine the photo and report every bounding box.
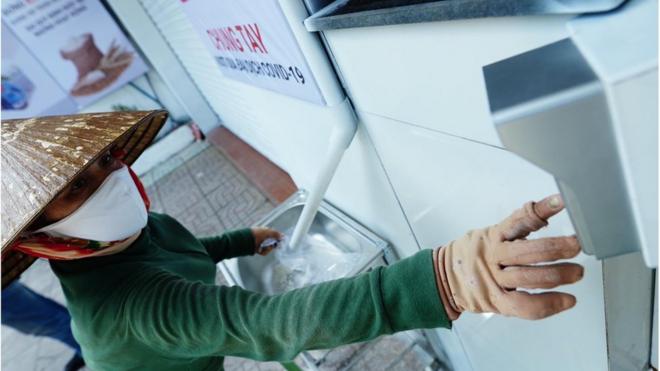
[1,0,148,108]
[1,24,77,119]
[181,0,325,105]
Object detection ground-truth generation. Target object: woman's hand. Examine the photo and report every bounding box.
[434,194,584,320]
[251,227,284,256]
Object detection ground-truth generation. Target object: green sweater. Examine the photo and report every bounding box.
[50,212,450,371]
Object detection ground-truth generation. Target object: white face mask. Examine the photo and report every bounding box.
[36,166,148,242]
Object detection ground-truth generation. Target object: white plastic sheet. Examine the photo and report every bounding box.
[263,229,362,292]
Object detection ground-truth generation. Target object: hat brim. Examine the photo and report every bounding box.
[1,110,168,288]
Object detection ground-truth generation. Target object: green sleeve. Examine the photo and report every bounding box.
[198,229,255,262]
[121,249,450,361]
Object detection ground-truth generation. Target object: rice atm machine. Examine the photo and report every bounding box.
[482,0,657,369]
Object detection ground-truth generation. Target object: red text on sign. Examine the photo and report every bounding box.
[206,23,268,54]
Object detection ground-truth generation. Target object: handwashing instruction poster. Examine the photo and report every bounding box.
[1,0,148,108]
[181,0,326,105]
[1,24,77,119]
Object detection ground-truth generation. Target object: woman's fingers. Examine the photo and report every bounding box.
[261,228,284,239]
[502,290,577,320]
[252,227,285,254]
[533,194,565,220]
[498,236,581,266]
[499,195,564,241]
[497,263,584,289]
[257,246,274,256]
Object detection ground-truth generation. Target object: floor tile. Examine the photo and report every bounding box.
[1,330,40,371]
[257,361,285,371]
[176,200,226,237]
[243,202,275,227]
[186,146,233,174]
[158,168,205,215]
[188,157,239,196]
[206,175,253,211]
[139,172,156,189]
[177,140,210,162]
[149,155,185,183]
[207,127,297,203]
[145,185,165,214]
[216,188,268,230]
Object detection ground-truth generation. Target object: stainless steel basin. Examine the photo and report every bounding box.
[218,190,391,295]
[217,191,402,369]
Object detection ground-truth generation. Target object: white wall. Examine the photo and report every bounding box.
[137,2,609,370]
[320,15,608,371]
[323,15,570,148]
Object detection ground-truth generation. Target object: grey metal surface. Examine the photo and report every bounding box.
[483,38,640,261]
[602,253,654,371]
[567,0,658,268]
[484,17,658,369]
[303,0,340,14]
[219,190,389,294]
[653,276,658,368]
[483,39,597,113]
[304,0,626,31]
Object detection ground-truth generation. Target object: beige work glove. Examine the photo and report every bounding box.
[433,195,583,320]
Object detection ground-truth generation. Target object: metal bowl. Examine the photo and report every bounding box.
[218,190,391,295]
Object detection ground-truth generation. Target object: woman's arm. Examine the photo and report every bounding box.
[121,249,449,361]
[198,229,255,262]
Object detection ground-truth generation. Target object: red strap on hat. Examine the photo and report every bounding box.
[111,148,127,160]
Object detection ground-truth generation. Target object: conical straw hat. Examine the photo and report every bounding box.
[1,110,168,287]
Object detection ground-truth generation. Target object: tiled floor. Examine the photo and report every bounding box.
[2,141,436,371]
[207,126,297,204]
[144,141,274,234]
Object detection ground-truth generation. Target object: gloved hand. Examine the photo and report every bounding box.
[433,195,583,320]
[251,227,284,256]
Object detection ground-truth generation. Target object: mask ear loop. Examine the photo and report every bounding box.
[111,148,150,211]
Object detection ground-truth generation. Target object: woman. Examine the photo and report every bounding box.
[1,110,583,371]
